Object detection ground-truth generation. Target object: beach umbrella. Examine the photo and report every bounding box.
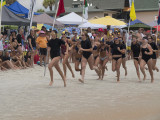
[89,16,126,26]
[123,23,152,30]
[153,26,160,31]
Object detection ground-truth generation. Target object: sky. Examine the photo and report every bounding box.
[17,0,50,11]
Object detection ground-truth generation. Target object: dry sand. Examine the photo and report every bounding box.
[0,59,160,120]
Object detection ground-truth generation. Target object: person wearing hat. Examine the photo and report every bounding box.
[110,37,126,82]
[148,36,159,72]
[78,32,99,83]
[98,37,110,80]
[140,37,154,83]
[36,31,48,66]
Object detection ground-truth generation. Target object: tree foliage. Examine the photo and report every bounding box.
[6,0,17,5]
[37,9,45,13]
[43,0,55,11]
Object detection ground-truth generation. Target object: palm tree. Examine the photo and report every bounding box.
[6,0,17,5]
[43,0,55,11]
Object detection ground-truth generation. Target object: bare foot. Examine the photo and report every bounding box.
[64,82,66,87]
[49,81,53,86]
[117,78,120,82]
[105,66,108,71]
[138,77,141,82]
[143,75,146,81]
[63,76,66,87]
[125,69,127,76]
[156,68,159,72]
[151,78,154,83]
[72,74,75,78]
[79,79,84,83]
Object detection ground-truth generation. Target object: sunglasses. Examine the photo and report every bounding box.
[81,35,85,36]
[62,34,65,35]
[114,38,118,40]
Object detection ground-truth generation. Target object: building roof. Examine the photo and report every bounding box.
[92,0,125,10]
[91,0,158,11]
[46,6,112,15]
[134,0,158,11]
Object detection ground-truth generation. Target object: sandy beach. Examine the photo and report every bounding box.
[0,59,160,120]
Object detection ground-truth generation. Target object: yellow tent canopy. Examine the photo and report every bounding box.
[89,16,126,26]
[32,24,43,30]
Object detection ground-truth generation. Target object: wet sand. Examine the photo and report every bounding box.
[0,60,160,120]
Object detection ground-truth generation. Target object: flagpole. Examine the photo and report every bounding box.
[0,0,3,34]
[29,0,36,33]
[81,0,84,34]
[156,0,160,45]
[52,0,60,30]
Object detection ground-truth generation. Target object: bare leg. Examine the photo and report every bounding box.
[134,59,141,81]
[66,60,75,78]
[152,59,159,72]
[79,56,87,83]
[112,59,116,72]
[62,54,67,77]
[48,57,61,86]
[116,58,122,82]
[55,64,66,87]
[140,59,147,81]
[75,60,81,71]
[122,58,127,76]
[101,59,108,80]
[147,59,154,83]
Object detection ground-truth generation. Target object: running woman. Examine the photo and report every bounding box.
[79,32,99,83]
[98,37,109,80]
[140,37,154,83]
[148,36,159,72]
[131,35,141,81]
[110,37,125,82]
[61,31,75,78]
[48,31,67,87]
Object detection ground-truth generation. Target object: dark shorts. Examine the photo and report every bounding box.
[40,48,47,55]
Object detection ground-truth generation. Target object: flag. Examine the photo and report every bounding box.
[57,0,65,17]
[158,0,160,24]
[0,0,6,8]
[83,0,88,19]
[130,0,136,21]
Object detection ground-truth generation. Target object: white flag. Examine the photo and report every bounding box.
[83,0,88,20]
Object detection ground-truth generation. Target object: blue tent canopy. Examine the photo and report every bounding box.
[128,19,144,26]
[5,1,40,18]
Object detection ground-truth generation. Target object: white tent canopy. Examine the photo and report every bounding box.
[78,22,106,29]
[147,21,158,27]
[56,12,88,25]
[78,22,127,29]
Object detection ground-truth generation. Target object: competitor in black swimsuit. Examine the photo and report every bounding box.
[119,36,127,76]
[47,31,67,87]
[140,37,154,83]
[74,41,82,72]
[131,35,141,81]
[61,31,75,79]
[110,37,125,82]
[148,36,159,72]
[79,32,99,83]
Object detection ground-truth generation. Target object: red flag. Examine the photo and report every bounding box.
[56,0,65,17]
